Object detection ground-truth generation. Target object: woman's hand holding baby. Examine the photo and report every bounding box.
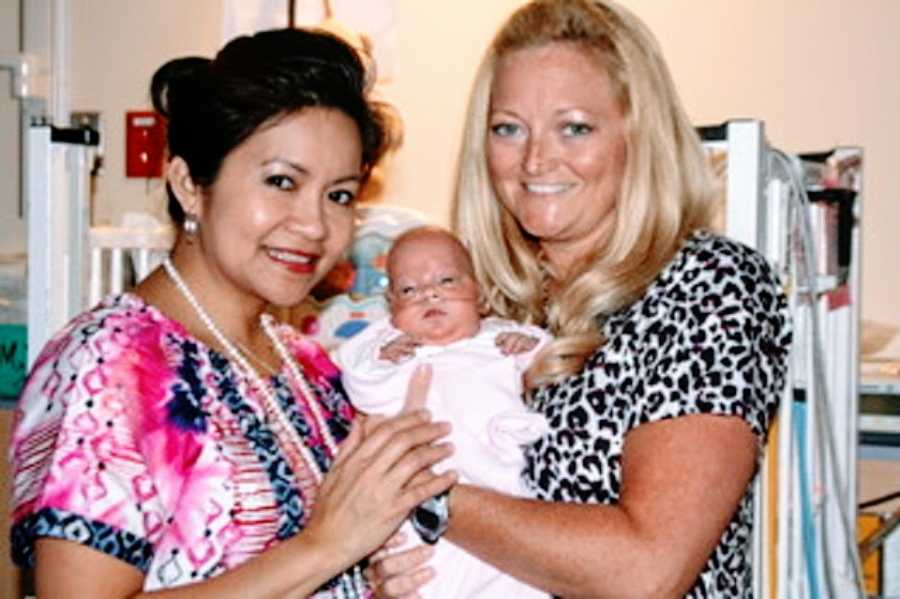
[305,366,455,574]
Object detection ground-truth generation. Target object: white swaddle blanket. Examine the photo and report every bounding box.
[334,316,550,599]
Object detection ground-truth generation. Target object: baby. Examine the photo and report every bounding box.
[335,226,548,599]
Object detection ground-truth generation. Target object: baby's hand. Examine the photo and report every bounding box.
[496,331,539,355]
[378,334,421,363]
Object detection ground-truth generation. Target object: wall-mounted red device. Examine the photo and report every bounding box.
[125,111,166,178]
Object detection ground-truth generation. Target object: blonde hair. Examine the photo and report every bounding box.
[452,0,715,387]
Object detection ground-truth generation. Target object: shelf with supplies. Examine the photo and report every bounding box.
[860,373,900,459]
[858,371,900,598]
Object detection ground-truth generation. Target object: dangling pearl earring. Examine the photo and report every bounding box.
[183,213,199,239]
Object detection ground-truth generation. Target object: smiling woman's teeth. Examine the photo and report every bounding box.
[268,249,311,264]
[525,183,571,194]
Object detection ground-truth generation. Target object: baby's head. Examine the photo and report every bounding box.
[386,226,483,345]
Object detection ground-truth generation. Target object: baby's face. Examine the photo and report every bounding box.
[387,234,481,346]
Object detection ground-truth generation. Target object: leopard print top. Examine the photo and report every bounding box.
[523,231,791,598]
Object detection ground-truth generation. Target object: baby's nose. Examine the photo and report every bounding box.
[423,284,441,300]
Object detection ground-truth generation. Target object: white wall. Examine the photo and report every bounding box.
[46,0,900,357]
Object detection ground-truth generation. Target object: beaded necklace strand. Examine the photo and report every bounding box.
[162,258,364,597]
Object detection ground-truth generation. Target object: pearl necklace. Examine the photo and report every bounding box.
[162,258,338,480]
[163,258,366,597]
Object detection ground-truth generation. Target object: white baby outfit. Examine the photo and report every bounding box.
[335,316,550,599]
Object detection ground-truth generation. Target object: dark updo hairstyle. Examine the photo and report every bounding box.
[150,27,399,225]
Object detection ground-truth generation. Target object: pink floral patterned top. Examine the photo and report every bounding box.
[9,293,362,595]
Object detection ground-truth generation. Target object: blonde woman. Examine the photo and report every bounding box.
[370,1,791,597]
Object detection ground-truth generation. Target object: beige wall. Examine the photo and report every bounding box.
[628,0,900,358]
[73,0,900,356]
[70,0,224,226]
[1,0,897,352]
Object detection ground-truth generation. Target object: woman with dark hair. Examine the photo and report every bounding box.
[9,28,454,598]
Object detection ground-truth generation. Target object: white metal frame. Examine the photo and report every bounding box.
[87,225,174,306]
[703,120,773,598]
[705,120,863,599]
[24,125,95,366]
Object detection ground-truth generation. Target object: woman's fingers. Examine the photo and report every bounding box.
[349,408,431,457]
[376,530,410,555]
[365,425,453,496]
[357,411,390,438]
[393,470,457,516]
[332,417,364,465]
[379,440,453,493]
[401,364,432,414]
[352,412,449,472]
[323,415,454,509]
[349,433,454,521]
[307,364,451,560]
[368,544,437,598]
[352,365,444,494]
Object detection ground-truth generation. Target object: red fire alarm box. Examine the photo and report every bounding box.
[125,111,166,178]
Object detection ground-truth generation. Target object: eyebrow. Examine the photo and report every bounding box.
[488,108,518,118]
